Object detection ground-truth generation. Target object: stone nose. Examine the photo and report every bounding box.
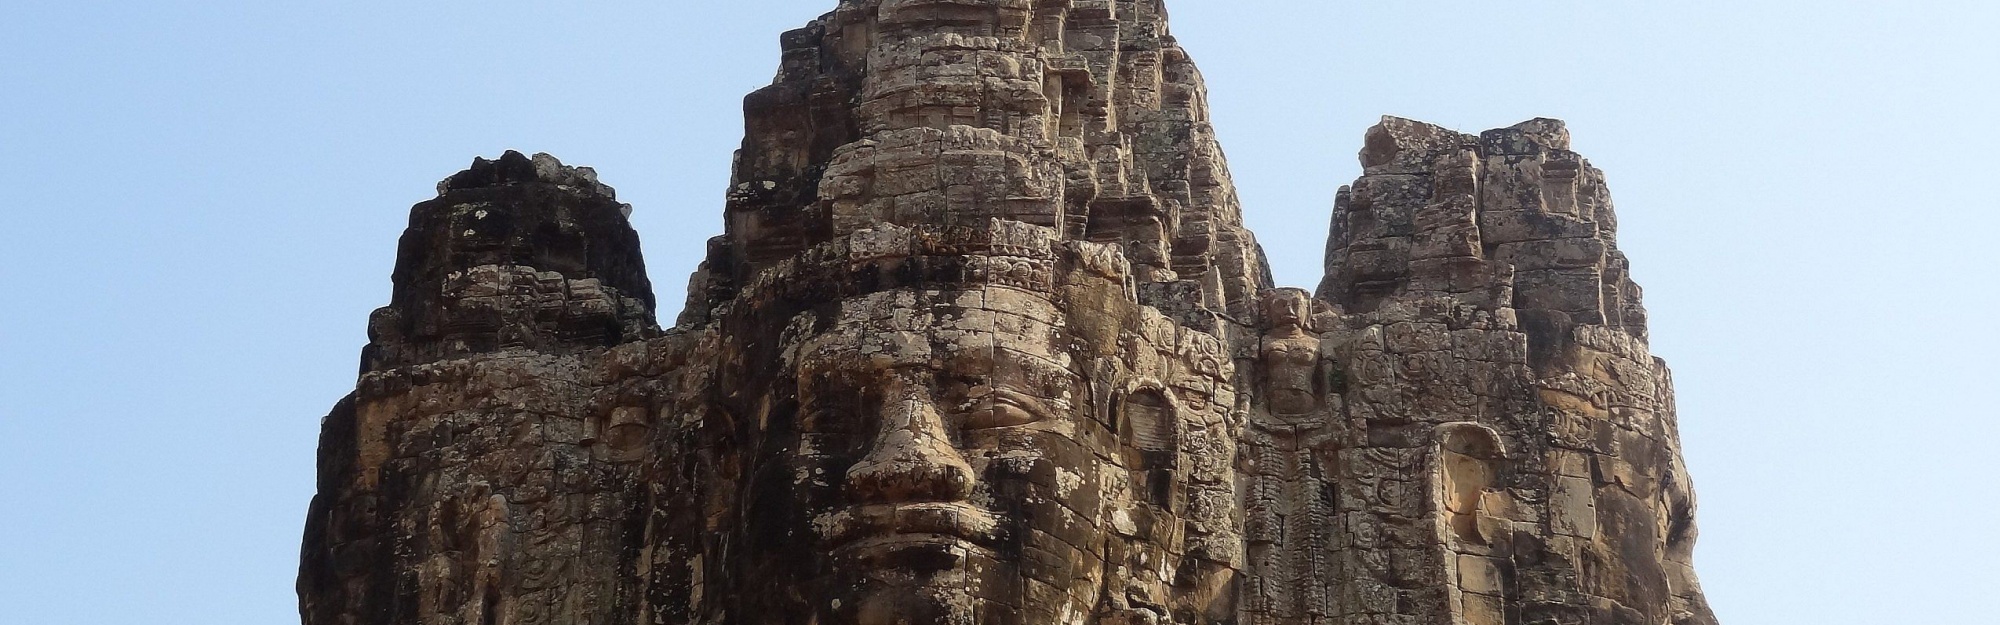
[844,382,976,504]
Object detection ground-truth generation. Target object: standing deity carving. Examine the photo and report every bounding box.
[1250,288,1340,427]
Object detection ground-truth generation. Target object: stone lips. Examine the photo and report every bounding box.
[300,2,1721,625]
[815,501,1004,553]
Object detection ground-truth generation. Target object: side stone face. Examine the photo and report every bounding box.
[1300,116,1717,625]
[363,150,658,373]
[300,150,673,625]
[300,4,1720,625]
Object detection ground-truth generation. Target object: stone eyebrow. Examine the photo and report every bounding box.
[986,347,1078,398]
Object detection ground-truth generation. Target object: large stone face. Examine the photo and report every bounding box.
[1292,117,1717,625]
[299,2,1719,625]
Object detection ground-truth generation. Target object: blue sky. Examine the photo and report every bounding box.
[2,1,1993,623]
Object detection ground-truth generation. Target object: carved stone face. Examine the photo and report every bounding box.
[1262,289,1311,332]
[717,227,1235,625]
[781,287,1109,625]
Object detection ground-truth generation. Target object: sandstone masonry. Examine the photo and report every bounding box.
[299,2,1720,625]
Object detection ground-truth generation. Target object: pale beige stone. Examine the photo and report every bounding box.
[1457,555,1504,596]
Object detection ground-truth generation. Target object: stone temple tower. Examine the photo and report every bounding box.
[299,2,1720,625]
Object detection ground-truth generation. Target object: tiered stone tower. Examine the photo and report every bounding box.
[300,2,1720,625]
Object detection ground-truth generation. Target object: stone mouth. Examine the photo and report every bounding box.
[814,502,1003,556]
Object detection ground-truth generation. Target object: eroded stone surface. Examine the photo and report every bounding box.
[300,3,1719,625]
[1305,117,1718,625]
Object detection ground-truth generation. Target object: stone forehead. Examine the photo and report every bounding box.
[834,287,1057,325]
[792,316,1077,382]
[791,288,1063,361]
[739,221,1131,305]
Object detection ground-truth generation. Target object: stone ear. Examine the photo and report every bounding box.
[1117,381,1180,510]
[1432,423,1518,624]
[1434,423,1508,545]
[1120,384,1177,453]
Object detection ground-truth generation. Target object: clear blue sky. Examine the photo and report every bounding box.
[2,1,1992,623]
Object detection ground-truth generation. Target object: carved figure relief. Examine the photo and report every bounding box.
[1250,289,1338,425]
[1236,288,1344,625]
